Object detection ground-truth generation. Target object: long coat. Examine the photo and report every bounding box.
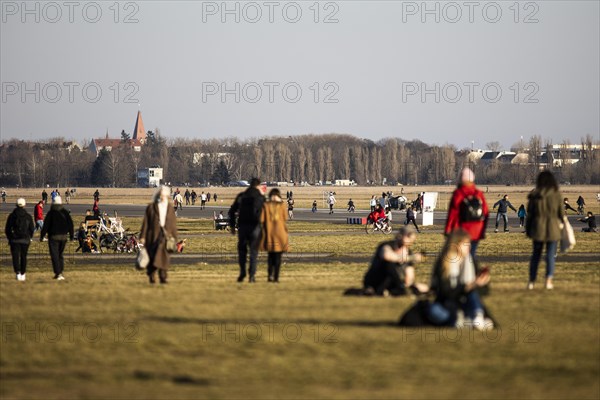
[526,187,564,242]
[140,201,178,270]
[260,200,289,253]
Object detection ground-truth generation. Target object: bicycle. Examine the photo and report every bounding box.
[365,218,393,234]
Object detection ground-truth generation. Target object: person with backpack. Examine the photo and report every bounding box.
[493,194,517,233]
[5,198,35,281]
[444,167,489,259]
[229,178,265,283]
[40,196,74,280]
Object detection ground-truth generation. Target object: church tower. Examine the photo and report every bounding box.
[132,111,146,144]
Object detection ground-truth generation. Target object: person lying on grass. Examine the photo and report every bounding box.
[363,225,429,296]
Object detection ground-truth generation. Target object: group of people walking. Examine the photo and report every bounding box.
[227,179,289,283]
[5,194,74,281]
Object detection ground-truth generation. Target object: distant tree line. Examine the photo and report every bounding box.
[1,133,598,187]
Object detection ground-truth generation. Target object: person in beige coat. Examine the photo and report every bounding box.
[525,171,564,290]
[140,186,178,284]
[260,189,289,282]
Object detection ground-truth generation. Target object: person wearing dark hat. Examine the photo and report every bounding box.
[40,196,74,280]
[228,178,265,283]
[363,226,427,296]
[5,198,35,281]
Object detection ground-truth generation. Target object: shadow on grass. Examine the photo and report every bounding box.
[143,315,397,328]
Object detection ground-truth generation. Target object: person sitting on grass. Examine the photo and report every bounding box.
[578,212,597,233]
[363,226,428,296]
[427,229,493,330]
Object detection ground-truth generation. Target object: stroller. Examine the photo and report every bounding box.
[97,212,143,253]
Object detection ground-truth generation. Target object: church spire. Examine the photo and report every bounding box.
[133,110,146,144]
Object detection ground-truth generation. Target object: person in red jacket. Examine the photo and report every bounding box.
[444,167,489,259]
[33,200,45,233]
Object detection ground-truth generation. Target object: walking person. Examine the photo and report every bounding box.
[33,200,45,235]
[518,204,527,228]
[213,193,217,202]
[200,192,207,210]
[184,189,191,205]
[93,189,100,202]
[493,194,517,232]
[64,189,71,204]
[260,189,289,282]
[41,189,48,203]
[444,167,489,259]
[576,195,586,215]
[370,195,377,212]
[405,205,420,233]
[328,192,336,214]
[140,186,178,284]
[206,191,211,203]
[312,200,318,213]
[191,190,197,205]
[228,178,265,283]
[40,196,74,280]
[287,196,294,220]
[563,198,577,214]
[1,189,7,203]
[5,198,35,281]
[174,191,184,215]
[525,171,564,290]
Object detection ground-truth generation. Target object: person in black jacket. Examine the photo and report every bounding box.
[493,194,517,232]
[40,196,74,280]
[578,212,597,233]
[5,198,35,281]
[363,226,426,296]
[228,178,265,283]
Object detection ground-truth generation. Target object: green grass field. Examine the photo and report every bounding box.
[1,192,599,399]
[1,259,599,399]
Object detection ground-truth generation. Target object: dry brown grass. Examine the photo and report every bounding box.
[2,185,600,212]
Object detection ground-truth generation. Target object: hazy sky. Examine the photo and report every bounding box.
[1,1,599,149]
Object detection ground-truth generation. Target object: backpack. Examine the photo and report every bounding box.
[12,212,31,239]
[460,195,484,222]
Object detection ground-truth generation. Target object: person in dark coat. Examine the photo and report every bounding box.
[363,226,426,296]
[5,198,35,281]
[577,212,597,232]
[40,196,74,280]
[229,178,265,283]
[41,190,48,203]
[140,186,178,284]
[405,206,420,233]
[526,171,564,290]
